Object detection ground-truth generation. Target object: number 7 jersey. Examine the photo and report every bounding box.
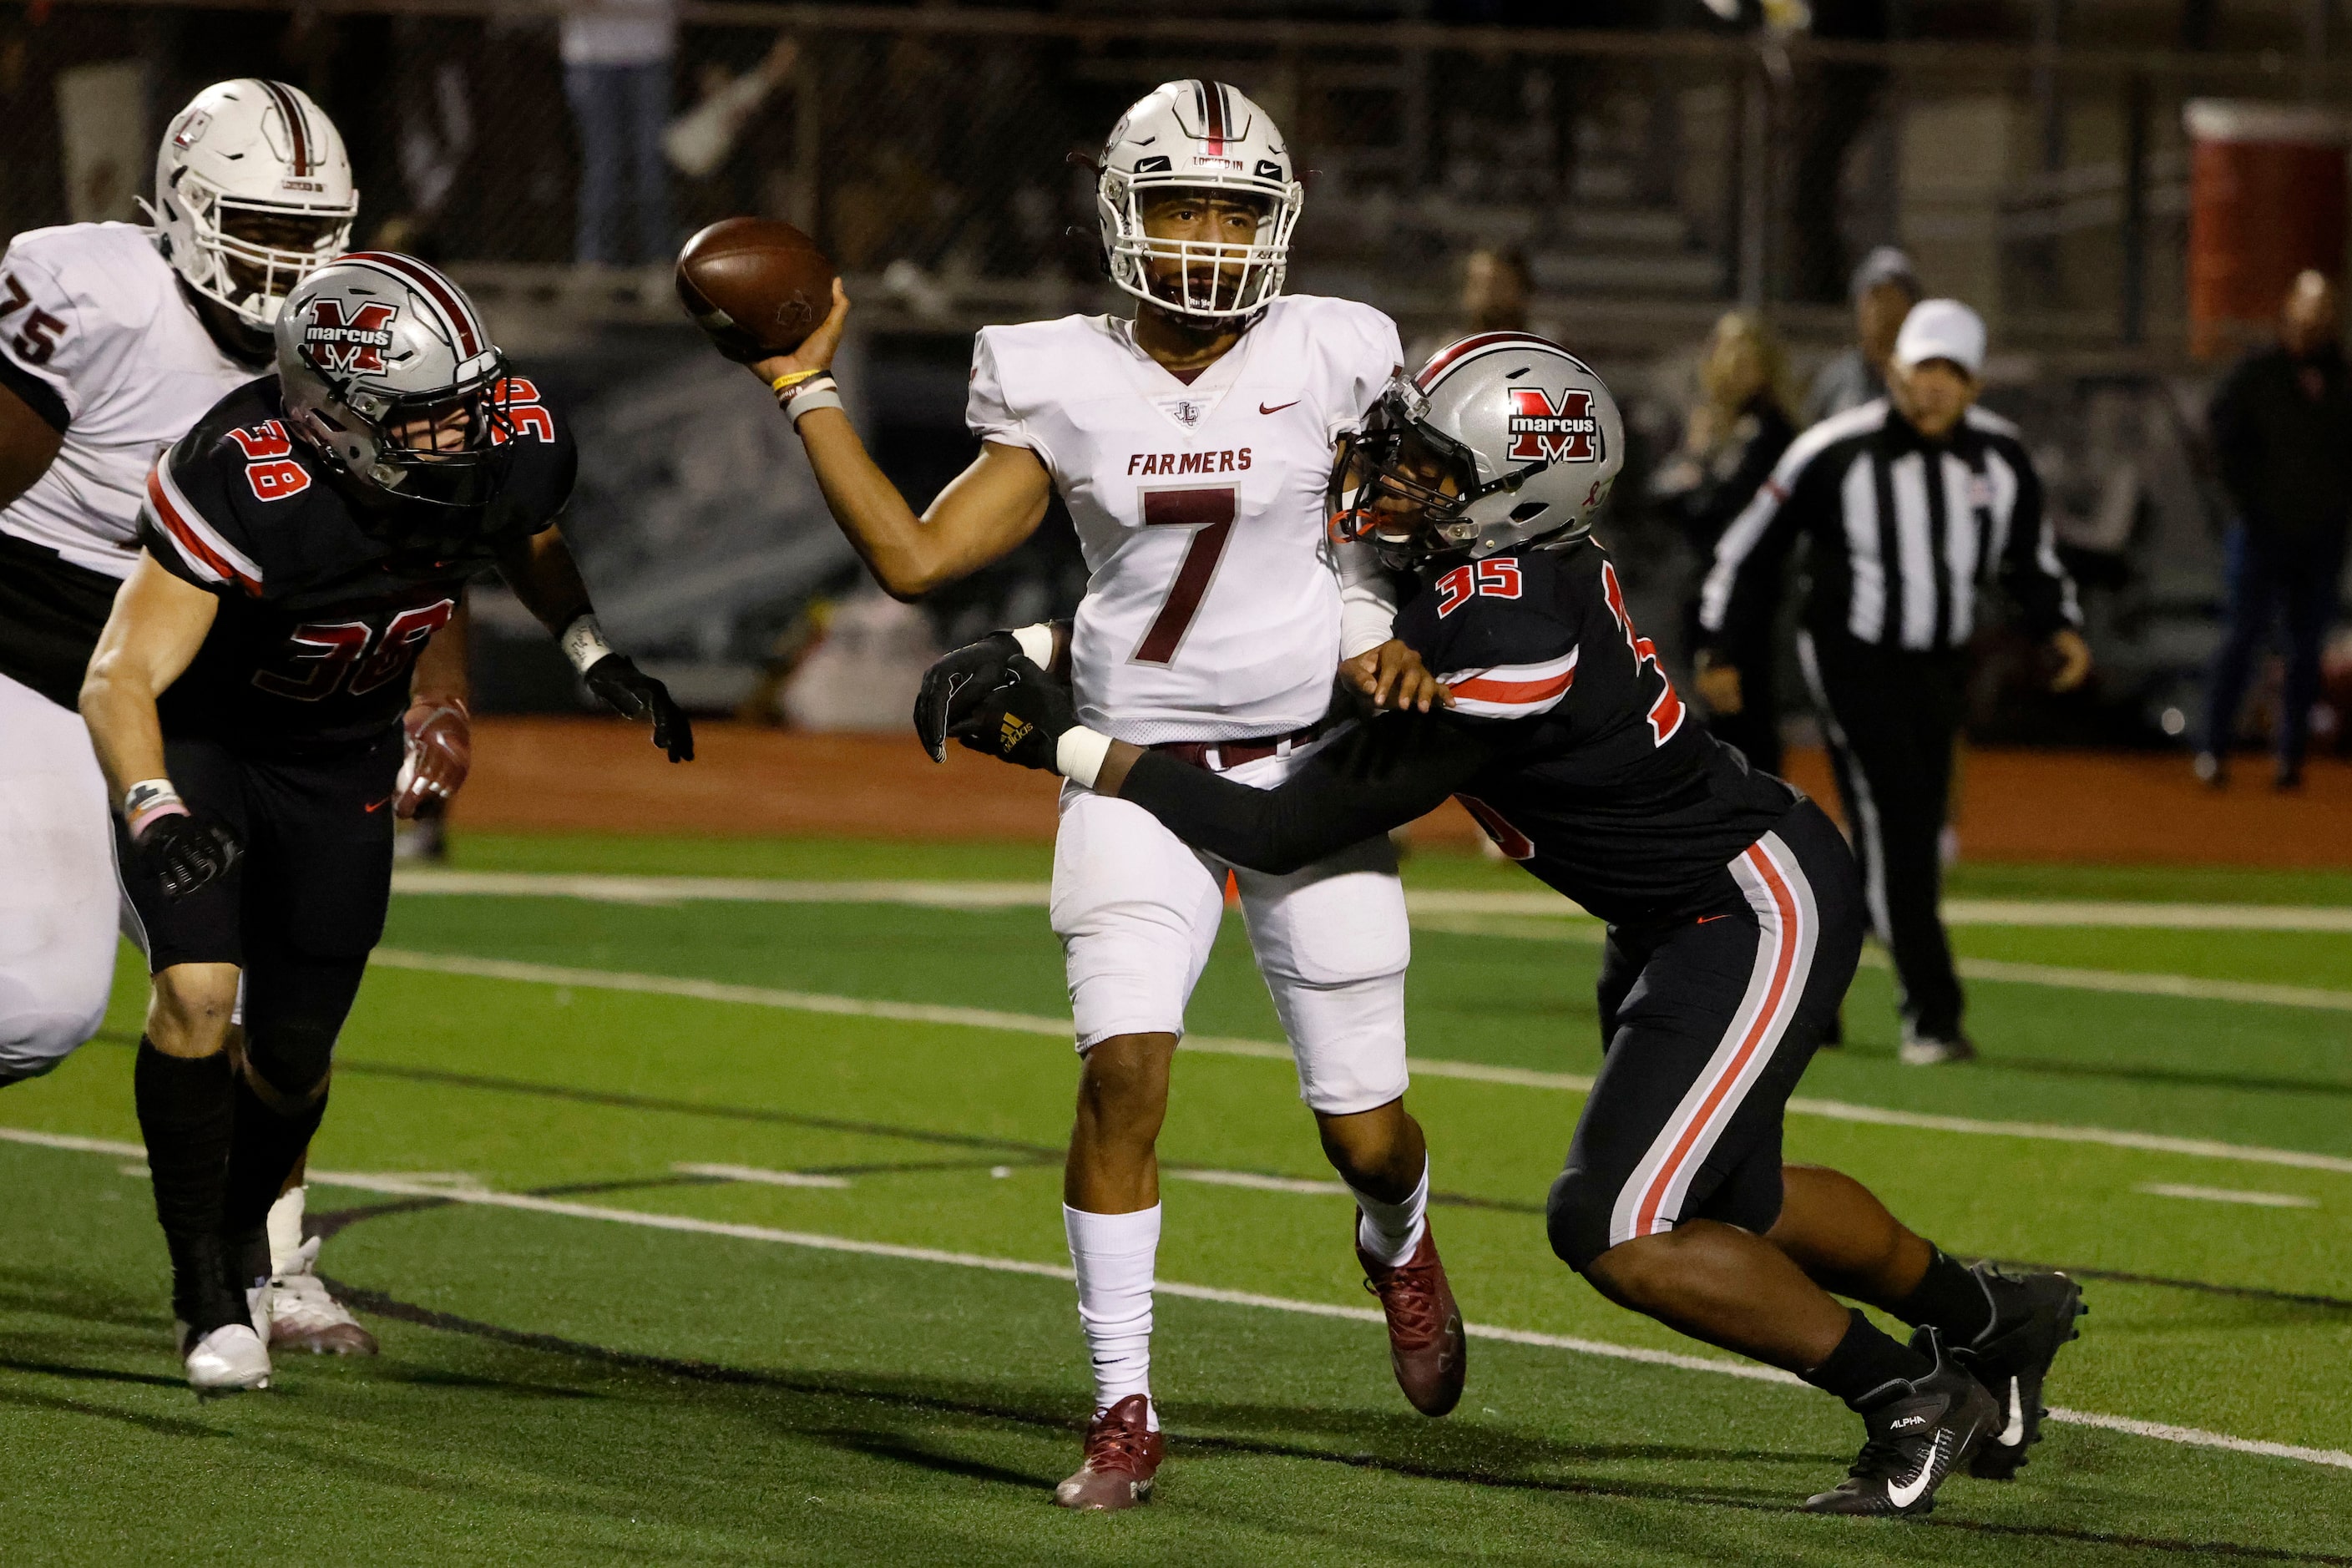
[140,374,574,753]
[968,294,1400,745]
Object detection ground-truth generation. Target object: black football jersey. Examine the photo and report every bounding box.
[1394,539,1798,923]
[141,374,574,752]
[1120,538,1802,926]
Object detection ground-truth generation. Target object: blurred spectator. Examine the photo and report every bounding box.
[1652,311,1798,773]
[2196,270,2352,791]
[1407,245,1530,368]
[560,0,675,265]
[1787,0,1892,305]
[665,34,797,182]
[1803,246,1921,425]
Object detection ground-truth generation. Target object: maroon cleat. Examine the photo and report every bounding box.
[1052,1393,1164,1511]
[1357,1222,1467,1416]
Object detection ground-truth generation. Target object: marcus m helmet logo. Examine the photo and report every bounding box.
[303,300,399,376]
[1506,387,1602,463]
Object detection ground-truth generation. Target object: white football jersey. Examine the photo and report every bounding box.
[0,222,260,579]
[969,294,1401,744]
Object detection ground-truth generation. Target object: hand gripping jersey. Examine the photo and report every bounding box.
[968,294,1401,745]
[1121,539,1802,926]
[141,374,574,752]
[0,223,262,704]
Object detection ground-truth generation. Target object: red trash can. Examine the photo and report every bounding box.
[2184,99,2348,361]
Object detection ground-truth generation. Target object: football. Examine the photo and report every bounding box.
[674,217,837,363]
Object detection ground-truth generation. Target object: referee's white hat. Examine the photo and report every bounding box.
[1893,299,1987,377]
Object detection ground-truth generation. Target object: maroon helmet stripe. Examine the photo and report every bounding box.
[1204,81,1228,155]
[260,80,311,176]
[1413,331,1560,392]
[341,250,485,359]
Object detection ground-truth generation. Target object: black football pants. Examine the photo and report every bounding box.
[1796,628,1967,1044]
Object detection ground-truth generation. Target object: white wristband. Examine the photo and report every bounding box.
[785,382,843,427]
[1009,623,1055,668]
[559,612,615,675]
[1055,727,1114,789]
[123,779,188,837]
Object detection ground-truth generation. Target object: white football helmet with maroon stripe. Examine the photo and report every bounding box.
[1096,79,1302,321]
[149,79,357,343]
[277,252,516,511]
[1332,332,1625,568]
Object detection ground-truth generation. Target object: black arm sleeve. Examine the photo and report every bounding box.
[1116,711,1505,875]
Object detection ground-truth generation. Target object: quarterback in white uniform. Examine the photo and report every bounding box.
[0,80,441,1357]
[732,80,1464,1510]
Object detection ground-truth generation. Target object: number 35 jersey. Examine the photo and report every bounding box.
[968,295,1400,745]
[1397,539,1799,923]
[141,374,575,754]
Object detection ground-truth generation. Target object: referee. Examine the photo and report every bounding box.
[1694,300,2091,1065]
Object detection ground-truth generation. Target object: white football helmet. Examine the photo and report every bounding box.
[1095,79,1302,321]
[148,80,358,344]
[1332,331,1625,569]
[278,252,517,512]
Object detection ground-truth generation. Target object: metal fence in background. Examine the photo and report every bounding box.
[10,2,2352,360]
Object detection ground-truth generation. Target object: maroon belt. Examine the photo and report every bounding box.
[1151,716,1336,773]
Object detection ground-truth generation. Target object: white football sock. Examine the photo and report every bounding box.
[1064,1202,1161,1429]
[266,1186,306,1277]
[1350,1158,1429,1267]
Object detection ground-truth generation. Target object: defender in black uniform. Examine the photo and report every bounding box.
[80,253,691,1393]
[942,335,2086,1515]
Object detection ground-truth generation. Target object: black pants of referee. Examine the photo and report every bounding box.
[1797,627,1966,1045]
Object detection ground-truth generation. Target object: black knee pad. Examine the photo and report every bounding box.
[1546,1166,1614,1275]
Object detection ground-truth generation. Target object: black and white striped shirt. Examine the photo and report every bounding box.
[1697,399,2080,656]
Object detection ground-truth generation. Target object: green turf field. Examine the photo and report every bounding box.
[3,832,2349,1565]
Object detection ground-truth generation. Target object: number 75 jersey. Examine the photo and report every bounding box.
[1395,539,1800,923]
[140,374,574,753]
[968,295,1401,745]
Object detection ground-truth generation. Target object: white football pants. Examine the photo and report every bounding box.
[1050,737,1411,1115]
[0,671,119,1083]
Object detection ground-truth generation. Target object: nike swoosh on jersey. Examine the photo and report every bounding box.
[1886,1434,1948,1509]
[1996,1378,2025,1446]
[362,796,392,814]
[1258,400,1300,414]
[1696,913,1732,924]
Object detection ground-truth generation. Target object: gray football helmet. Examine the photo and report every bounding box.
[276,250,516,511]
[1331,331,1624,569]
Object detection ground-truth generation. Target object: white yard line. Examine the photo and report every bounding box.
[2137,1184,2319,1209]
[367,948,2352,1177]
[675,1162,853,1190]
[1,1125,2339,1472]
[390,868,2352,933]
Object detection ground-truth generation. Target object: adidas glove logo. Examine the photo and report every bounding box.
[999,715,1034,752]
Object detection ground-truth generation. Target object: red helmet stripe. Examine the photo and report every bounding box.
[1201,79,1227,156]
[1413,331,1563,392]
[260,79,311,176]
[340,250,486,360]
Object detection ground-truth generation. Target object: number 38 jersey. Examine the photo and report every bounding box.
[141,374,575,753]
[968,294,1400,745]
[1397,539,1798,923]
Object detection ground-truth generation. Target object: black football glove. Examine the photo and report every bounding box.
[913,630,1023,763]
[949,655,1080,771]
[584,652,695,762]
[136,812,242,900]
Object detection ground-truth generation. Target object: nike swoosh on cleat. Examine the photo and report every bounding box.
[1259,401,1300,415]
[1997,1378,2026,1445]
[1886,1434,1948,1510]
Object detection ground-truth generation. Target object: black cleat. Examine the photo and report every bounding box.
[1955,1263,2086,1479]
[1804,1327,1999,1516]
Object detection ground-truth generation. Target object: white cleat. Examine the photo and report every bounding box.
[268,1237,379,1356]
[180,1322,271,1394]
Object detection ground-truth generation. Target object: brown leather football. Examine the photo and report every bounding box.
[675,218,837,362]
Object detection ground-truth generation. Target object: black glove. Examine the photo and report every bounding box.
[913,630,1023,763]
[949,655,1080,771]
[137,812,242,900]
[584,652,695,762]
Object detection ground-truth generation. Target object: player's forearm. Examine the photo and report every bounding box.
[78,657,170,803]
[0,382,63,512]
[797,413,1044,599]
[495,528,595,636]
[412,595,472,702]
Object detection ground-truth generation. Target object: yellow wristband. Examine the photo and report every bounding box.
[769,367,822,393]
